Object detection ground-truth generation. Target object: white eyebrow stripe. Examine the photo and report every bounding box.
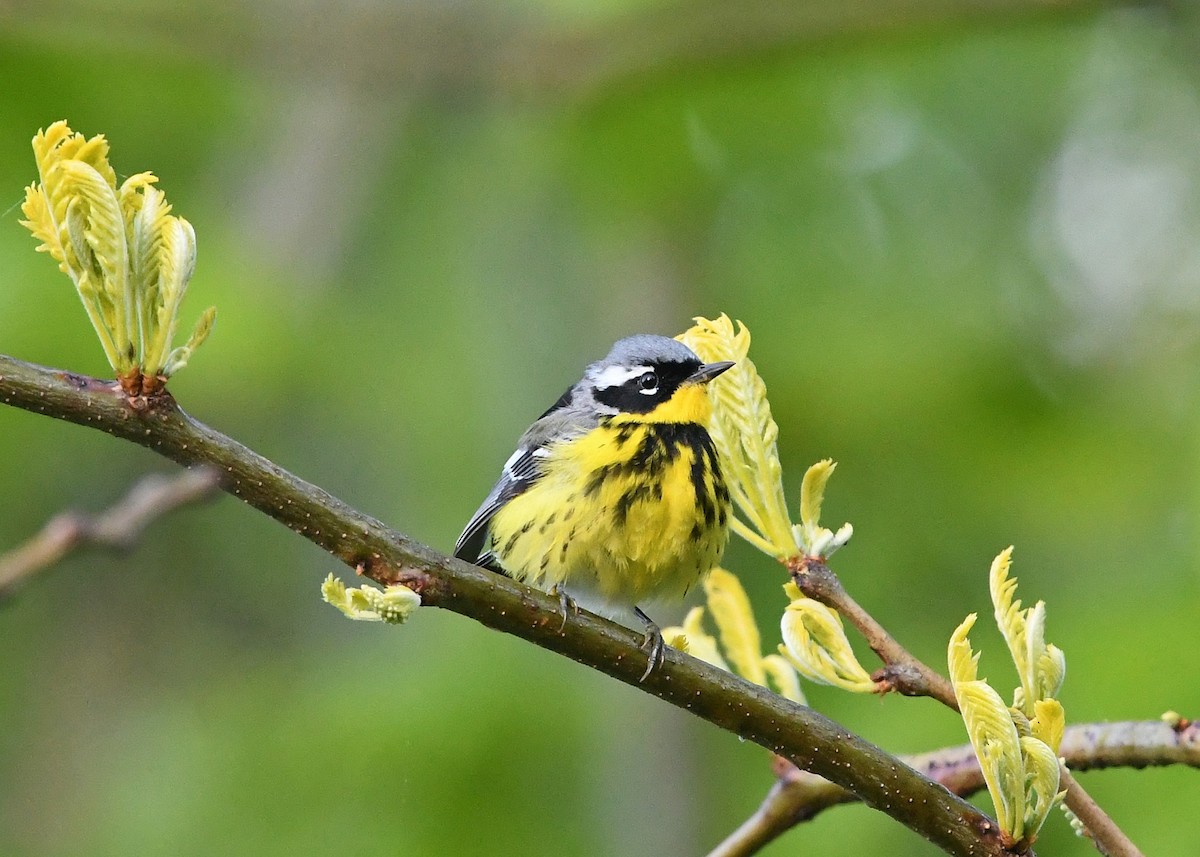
[591,364,651,389]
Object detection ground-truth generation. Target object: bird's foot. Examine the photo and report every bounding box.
[550,584,578,632]
[635,606,664,682]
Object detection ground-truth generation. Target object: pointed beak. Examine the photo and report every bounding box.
[685,360,735,385]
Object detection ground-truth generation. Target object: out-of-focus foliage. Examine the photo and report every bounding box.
[662,567,805,704]
[1,2,1198,856]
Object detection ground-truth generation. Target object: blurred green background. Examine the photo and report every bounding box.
[2,1,1198,855]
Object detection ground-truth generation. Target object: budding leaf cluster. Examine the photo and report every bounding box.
[679,315,864,695]
[322,574,421,624]
[20,121,215,394]
[948,548,1066,847]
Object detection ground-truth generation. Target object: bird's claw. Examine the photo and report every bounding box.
[551,585,577,632]
[635,606,664,681]
[639,626,665,682]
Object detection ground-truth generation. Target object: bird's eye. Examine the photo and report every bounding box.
[637,371,659,394]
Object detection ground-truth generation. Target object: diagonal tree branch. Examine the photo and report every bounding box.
[0,352,1013,857]
[0,467,220,601]
[708,718,1200,857]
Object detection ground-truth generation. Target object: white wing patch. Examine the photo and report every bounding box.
[591,363,651,390]
[501,448,524,475]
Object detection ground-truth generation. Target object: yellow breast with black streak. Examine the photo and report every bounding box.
[488,385,730,605]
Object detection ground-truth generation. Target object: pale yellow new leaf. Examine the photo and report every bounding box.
[705,568,765,685]
[30,123,89,249]
[59,159,132,351]
[780,597,874,692]
[662,606,730,671]
[162,306,217,377]
[21,120,214,381]
[1030,698,1065,754]
[948,612,981,684]
[678,315,796,557]
[145,217,198,376]
[321,573,420,624]
[794,460,852,557]
[800,459,835,534]
[20,184,63,271]
[125,176,168,324]
[761,654,806,704]
[989,547,1064,716]
[949,614,1029,842]
[1019,734,1064,840]
[1037,644,1066,702]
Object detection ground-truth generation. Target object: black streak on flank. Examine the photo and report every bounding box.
[613,483,652,526]
[583,421,723,535]
[583,468,606,498]
[628,429,668,472]
[689,443,717,529]
[701,439,730,525]
[502,519,534,556]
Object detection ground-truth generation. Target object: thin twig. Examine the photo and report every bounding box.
[786,555,1146,857]
[789,556,957,707]
[0,467,221,600]
[1057,768,1134,857]
[0,353,1015,857]
[708,718,1200,857]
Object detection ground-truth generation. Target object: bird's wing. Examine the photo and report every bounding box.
[453,391,598,566]
[453,446,544,563]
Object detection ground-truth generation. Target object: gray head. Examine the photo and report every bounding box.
[596,335,702,372]
[581,334,733,416]
[523,334,734,446]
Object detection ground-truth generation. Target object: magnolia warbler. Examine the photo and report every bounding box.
[455,335,734,678]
